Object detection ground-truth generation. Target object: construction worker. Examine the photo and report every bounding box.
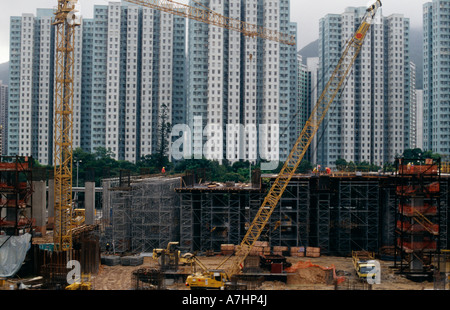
[161,167,166,174]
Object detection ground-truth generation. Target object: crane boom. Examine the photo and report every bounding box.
[124,0,295,46]
[225,0,382,278]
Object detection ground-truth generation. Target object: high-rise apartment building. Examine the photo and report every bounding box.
[423,0,450,156]
[295,55,312,162]
[0,81,8,155]
[416,89,424,150]
[8,2,186,164]
[317,7,413,167]
[80,2,186,162]
[187,0,298,164]
[306,57,319,165]
[7,9,71,165]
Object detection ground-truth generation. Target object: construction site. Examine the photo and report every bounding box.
[1,0,450,293]
[1,154,450,291]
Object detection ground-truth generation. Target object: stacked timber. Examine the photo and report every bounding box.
[290,246,305,257]
[306,247,321,258]
[221,244,235,255]
[250,241,271,255]
[273,246,289,256]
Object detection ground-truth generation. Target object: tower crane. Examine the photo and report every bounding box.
[51,0,294,251]
[53,0,79,252]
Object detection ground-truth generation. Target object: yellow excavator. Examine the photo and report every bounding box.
[186,0,383,289]
[153,242,195,266]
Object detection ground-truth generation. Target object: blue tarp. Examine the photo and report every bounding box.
[0,233,31,277]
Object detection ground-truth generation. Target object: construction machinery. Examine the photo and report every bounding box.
[223,0,383,280]
[185,0,383,289]
[185,255,247,290]
[65,273,93,290]
[152,242,194,266]
[259,254,291,272]
[352,251,377,279]
[185,260,230,290]
[53,0,79,252]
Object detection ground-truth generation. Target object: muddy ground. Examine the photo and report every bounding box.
[90,254,438,291]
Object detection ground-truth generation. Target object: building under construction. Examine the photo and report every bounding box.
[101,162,449,269]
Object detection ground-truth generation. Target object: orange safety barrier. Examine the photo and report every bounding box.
[0,162,29,170]
[399,204,437,216]
[0,217,35,227]
[397,238,437,251]
[0,199,27,207]
[398,164,438,175]
[285,260,346,284]
[426,182,440,193]
[396,220,439,234]
[396,182,441,195]
[0,182,30,189]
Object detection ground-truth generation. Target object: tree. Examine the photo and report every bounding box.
[335,158,348,171]
[297,160,313,173]
[156,103,172,170]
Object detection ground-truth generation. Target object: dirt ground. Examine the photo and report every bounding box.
[90,254,437,291]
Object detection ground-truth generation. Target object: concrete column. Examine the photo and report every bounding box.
[102,179,110,223]
[84,182,95,225]
[32,180,47,234]
[47,177,54,228]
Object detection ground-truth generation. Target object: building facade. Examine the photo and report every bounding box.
[186,0,298,164]
[7,2,186,164]
[423,0,450,156]
[317,7,413,167]
[0,81,7,155]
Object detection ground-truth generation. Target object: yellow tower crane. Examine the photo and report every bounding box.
[53,0,79,252]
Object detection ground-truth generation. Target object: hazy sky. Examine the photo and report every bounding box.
[0,0,430,64]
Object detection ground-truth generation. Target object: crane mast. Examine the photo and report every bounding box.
[53,0,79,252]
[225,0,382,278]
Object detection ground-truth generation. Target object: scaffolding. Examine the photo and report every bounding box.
[177,188,262,253]
[335,179,380,255]
[267,178,310,248]
[101,173,181,253]
[102,171,449,257]
[176,170,263,252]
[131,178,180,252]
[394,157,442,277]
[0,156,33,237]
[310,176,332,254]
